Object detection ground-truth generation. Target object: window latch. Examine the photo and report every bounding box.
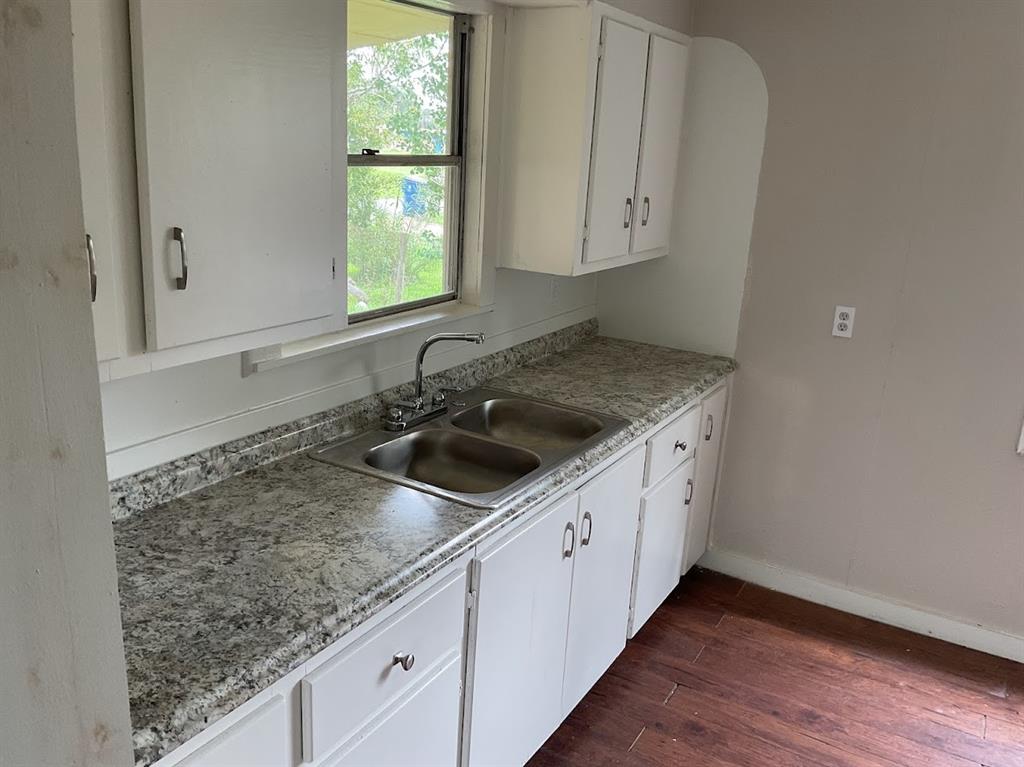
[361,148,380,156]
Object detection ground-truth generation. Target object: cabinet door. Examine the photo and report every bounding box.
[630,458,694,636]
[131,0,344,350]
[683,386,728,574]
[582,19,649,265]
[467,495,578,767]
[71,1,122,362]
[631,35,689,255]
[177,696,290,767]
[563,449,644,714]
[328,657,461,767]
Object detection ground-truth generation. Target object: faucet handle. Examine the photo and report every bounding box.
[432,386,465,408]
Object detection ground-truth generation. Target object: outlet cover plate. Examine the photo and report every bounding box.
[833,305,855,338]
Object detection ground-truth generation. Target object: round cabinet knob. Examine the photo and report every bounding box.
[393,652,415,671]
[674,440,688,453]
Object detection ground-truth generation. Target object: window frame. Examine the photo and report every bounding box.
[346,2,472,325]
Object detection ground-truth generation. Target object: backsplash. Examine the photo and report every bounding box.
[108,319,599,519]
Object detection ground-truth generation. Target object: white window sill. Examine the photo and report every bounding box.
[241,302,494,375]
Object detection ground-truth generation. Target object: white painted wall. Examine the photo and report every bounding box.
[597,37,767,356]
[696,0,1024,640]
[0,0,133,763]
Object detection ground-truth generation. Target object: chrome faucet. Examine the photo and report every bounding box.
[385,331,485,431]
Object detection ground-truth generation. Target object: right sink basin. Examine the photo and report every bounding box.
[450,397,604,451]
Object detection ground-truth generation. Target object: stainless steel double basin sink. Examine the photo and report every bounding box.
[311,387,628,508]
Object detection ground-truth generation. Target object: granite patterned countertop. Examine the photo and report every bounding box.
[114,335,735,765]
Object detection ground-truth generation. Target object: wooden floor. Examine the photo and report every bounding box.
[529,568,1024,767]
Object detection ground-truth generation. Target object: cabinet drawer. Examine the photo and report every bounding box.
[302,571,467,763]
[644,405,700,487]
[176,696,290,767]
[326,656,461,767]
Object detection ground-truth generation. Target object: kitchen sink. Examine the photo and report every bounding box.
[311,387,628,508]
[450,398,603,451]
[363,429,541,494]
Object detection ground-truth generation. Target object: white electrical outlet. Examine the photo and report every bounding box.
[832,305,855,338]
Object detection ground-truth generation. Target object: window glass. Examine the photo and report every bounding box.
[347,0,461,320]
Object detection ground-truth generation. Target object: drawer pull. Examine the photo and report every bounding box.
[392,652,415,672]
[563,521,576,558]
[684,478,694,506]
[580,511,593,547]
[705,414,714,441]
[674,440,688,453]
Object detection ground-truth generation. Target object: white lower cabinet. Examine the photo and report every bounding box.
[683,385,729,573]
[176,696,291,767]
[465,493,578,767]
[327,657,462,767]
[629,457,695,637]
[302,570,467,765]
[467,448,645,766]
[562,449,645,713]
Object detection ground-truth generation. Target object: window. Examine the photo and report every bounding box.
[347,0,468,322]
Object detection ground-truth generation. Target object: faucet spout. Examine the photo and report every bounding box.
[413,332,485,404]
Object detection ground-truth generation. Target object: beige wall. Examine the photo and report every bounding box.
[696,0,1024,637]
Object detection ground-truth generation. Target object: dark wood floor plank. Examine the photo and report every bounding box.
[664,679,905,767]
[694,632,988,738]
[641,649,997,767]
[528,568,1024,767]
[731,585,1021,706]
[713,611,1021,723]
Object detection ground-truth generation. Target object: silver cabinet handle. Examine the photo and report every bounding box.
[642,196,650,226]
[172,226,188,290]
[580,512,593,547]
[85,233,97,302]
[392,652,415,671]
[705,414,714,441]
[623,197,633,229]
[563,521,576,558]
[684,478,694,506]
[674,440,688,453]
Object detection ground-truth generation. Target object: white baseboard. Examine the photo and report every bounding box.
[699,548,1024,664]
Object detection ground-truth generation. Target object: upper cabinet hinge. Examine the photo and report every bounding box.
[332,257,336,279]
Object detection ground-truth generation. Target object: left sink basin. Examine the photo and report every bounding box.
[363,429,540,494]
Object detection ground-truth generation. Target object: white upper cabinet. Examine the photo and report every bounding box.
[632,35,690,255]
[130,0,346,351]
[498,2,690,276]
[582,20,649,265]
[71,1,122,363]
